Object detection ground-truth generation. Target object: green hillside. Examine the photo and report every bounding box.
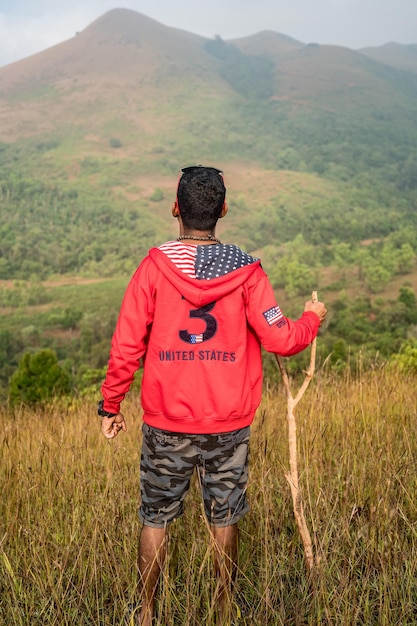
[1,8,417,399]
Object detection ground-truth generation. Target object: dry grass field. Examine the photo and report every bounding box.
[1,363,417,625]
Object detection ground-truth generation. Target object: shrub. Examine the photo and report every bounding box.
[9,349,71,407]
[109,137,122,148]
[150,188,164,202]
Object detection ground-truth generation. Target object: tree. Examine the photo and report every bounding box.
[398,286,417,324]
[363,262,392,293]
[9,349,71,407]
[395,243,415,275]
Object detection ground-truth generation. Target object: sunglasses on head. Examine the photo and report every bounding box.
[179,165,224,179]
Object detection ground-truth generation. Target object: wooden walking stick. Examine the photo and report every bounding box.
[275,291,318,571]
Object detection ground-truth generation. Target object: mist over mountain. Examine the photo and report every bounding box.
[0,7,416,145]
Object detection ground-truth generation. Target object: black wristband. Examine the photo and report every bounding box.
[97,399,117,418]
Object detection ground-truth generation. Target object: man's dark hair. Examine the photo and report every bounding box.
[177,166,226,231]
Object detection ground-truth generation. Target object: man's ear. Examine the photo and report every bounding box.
[219,201,228,218]
[172,201,180,218]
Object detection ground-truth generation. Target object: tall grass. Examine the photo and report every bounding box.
[1,365,417,624]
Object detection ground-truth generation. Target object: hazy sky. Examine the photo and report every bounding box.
[0,0,416,68]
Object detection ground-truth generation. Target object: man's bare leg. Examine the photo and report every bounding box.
[211,523,238,623]
[137,525,168,626]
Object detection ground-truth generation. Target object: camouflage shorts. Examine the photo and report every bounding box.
[139,423,250,528]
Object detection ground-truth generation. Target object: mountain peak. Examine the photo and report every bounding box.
[360,41,417,73]
[0,7,213,96]
[230,30,303,58]
[81,8,168,42]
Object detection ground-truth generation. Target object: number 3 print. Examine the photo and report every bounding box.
[179,302,217,344]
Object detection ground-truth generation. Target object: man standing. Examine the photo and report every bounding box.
[99,165,327,625]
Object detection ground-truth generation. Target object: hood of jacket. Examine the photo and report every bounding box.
[149,246,263,308]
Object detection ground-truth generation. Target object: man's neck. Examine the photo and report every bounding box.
[177,231,221,245]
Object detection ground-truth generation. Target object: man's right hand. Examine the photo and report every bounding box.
[101,413,127,439]
[304,300,327,325]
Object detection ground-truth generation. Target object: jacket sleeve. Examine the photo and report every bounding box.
[101,257,155,413]
[244,266,320,357]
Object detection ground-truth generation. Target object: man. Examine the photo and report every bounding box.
[99,165,327,625]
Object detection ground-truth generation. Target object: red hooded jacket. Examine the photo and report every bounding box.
[101,244,320,434]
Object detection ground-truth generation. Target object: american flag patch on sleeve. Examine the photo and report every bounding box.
[263,305,284,326]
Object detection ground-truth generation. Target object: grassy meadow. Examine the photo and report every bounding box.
[1,364,417,625]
